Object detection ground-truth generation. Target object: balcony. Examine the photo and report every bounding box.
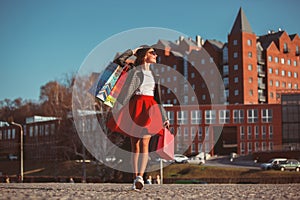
[258,70,265,77]
[258,95,266,102]
[258,83,266,89]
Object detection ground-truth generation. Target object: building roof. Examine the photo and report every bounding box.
[206,40,224,52]
[258,31,284,50]
[230,7,253,34]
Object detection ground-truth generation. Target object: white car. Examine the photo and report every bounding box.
[187,157,205,165]
[174,154,188,163]
[260,158,287,170]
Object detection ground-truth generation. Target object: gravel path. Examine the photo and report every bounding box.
[1,183,299,200]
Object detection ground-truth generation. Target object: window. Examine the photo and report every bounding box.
[223,65,229,75]
[167,111,174,125]
[255,142,260,152]
[247,39,252,46]
[262,109,272,123]
[269,126,273,139]
[29,126,33,137]
[224,77,229,87]
[233,109,244,123]
[262,142,266,151]
[205,126,210,141]
[294,72,298,78]
[275,81,280,87]
[287,59,291,65]
[294,60,297,66]
[282,82,286,88]
[234,52,238,58]
[247,109,258,123]
[248,64,253,71]
[234,90,239,96]
[269,80,273,86]
[51,124,56,135]
[248,142,252,154]
[173,64,177,70]
[281,58,285,64]
[262,126,266,139]
[247,126,252,140]
[191,110,202,124]
[288,71,291,77]
[249,77,253,83]
[249,90,253,96]
[205,110,216,124]
[275,57,279,63]
[233,40,238,45]
[7,129,11,139]
[255,126,259,139]
[248,52,252,58]
[11,129,15,139]
[177,111,188,125]
[234,77,239,83]
[240,142,245,154]
[34,125,38,137]
[219,110,230,124]
[281,70,285,76]
[176,127,182,141]
[234,64,238,70]
[269,68,273,74]
[198,127,203,140]
[240,126,245,140]
[268,56,272,62]
[223,47,228,63]
[275,69,279,75]
[184,127,189,141]
[284,43,288,52]
[191,72,195,78]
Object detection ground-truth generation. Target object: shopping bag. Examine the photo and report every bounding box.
[104,65,130,107]
[88,62,123,102]
[156,128,174,160]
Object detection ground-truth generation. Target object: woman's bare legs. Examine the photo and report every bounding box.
[130,135,151,177]
[139,135,151,177]
[130,137,140,178]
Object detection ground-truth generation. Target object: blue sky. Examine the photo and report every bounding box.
[0,0,299,102]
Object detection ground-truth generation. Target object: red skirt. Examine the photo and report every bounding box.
[106,95,163,138]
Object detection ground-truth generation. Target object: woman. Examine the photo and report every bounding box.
[107,45,169,190]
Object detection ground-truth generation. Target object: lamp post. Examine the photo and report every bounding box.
[10,122,23,182]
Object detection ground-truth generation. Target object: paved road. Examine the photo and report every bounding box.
[1,183,300,200]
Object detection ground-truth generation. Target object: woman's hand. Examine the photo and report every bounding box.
[164,120,170,129]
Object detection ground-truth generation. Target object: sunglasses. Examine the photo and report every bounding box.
[148,51,157,56]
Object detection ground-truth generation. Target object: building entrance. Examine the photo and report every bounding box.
[213,126,237,155]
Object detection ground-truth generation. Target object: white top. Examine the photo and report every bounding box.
[135,70,155,96]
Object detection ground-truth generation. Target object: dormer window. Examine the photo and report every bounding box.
[283,43,289,53]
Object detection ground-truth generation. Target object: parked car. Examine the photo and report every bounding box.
[174,154,188,163]
[273,159,300,172]
[187,156,205,165]
[260,158,287,170]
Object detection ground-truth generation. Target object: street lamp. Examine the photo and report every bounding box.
[9,122,24,182]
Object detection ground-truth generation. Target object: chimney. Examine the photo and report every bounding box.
[196,35,202,47]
